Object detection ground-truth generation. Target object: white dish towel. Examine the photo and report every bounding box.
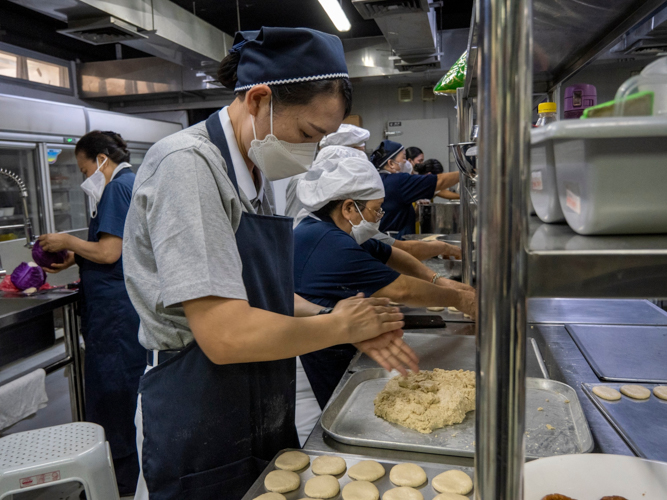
[0,368,48,431]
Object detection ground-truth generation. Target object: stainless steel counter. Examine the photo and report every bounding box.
[0,290,79,330]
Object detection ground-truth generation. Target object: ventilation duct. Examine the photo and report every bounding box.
[58,17,148,45]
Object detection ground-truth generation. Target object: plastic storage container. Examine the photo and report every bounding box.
[544,116,667,235]
[530,103,565,223]
[564,84,597,119]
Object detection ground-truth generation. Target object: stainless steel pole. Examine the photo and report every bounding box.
[475,0,532,497]
[456,87,474,286]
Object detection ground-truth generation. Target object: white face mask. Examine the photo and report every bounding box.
[399,160,413,174]
[81,158,128,218]
[248,99,318,181]
[348,201,381,245]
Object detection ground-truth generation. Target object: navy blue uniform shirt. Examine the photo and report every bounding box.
[378,171,437,238]
[294,216,400,308]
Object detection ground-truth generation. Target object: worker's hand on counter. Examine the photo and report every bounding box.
[42,251,75,274]
[455,290,477,320]
[434,241,462,260]
[331,293,405,344]
[354,330,419,376]
[38,233,72,253]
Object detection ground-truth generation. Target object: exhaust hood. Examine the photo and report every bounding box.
[58,16,148,45]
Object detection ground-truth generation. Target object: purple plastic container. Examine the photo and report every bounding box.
[564,84,597,119]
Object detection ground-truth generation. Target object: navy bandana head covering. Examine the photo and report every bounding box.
[231,27,349,92]
[370,139,405,170]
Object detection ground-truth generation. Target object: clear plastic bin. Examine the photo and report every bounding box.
[530,127,565,223]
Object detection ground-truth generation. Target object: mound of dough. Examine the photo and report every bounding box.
[592,385,621,401]
[620,384,651,400]
[433,494,469,500]
[654,386,667,401]
[383,487,424,500]
[389,463,427,487]
[375,369,476,434]
[275,450,310,471]
[253,493,286,500]
[432,470,473,495]
[342,480,380,500]
[423,235,441,241]
[348,460,386,481]
[427,307,445,312]
[264,470,300,493]
[312,455,347,476]
[304,475,340,499]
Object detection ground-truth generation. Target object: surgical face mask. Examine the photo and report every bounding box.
[81,157,108,218]
[399,160,413,174]
[248,99,318,181]
[348,201,381,245]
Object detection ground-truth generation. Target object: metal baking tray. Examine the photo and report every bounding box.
[321,369,593,459]
[582,382,667,462]
[241,449,474,500]
[567,325,667,383]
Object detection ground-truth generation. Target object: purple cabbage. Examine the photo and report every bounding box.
[32,242,68,269]
[11,262,46,291]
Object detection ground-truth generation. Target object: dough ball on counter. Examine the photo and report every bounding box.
[264,470,300,493]
[432,470,473,495]
[312,455,347,475]
[427,307,445,312]
[275,450,310,471]
[433,494,469,500]
[592,385,621,401]
[389,463,427,487]
[620,384,651,400]
[653,385,667,401]
[382,486,424,500]
[342,480,380,500]
[253,494,286,500]
[348,460,386,481]
[304,475,340,498]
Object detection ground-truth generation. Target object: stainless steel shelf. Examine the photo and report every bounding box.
[463,0,667,97]
[527,217,667,298]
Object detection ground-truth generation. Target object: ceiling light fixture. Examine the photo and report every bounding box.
[318,0,351,32]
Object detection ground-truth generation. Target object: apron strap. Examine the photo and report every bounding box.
[205,111,240,195]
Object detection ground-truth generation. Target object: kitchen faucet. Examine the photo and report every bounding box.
[0,168,36,250]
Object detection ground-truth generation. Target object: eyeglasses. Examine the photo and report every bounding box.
[355,202,385,221]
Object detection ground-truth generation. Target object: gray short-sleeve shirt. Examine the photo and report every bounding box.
[123,121,273,350]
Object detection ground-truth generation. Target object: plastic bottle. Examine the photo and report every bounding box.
[535,102,557,127]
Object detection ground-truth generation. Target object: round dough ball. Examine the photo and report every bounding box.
[389,463,427,487]
[342,480,380,500]
[427,307,445,312]
[348,460,386,481]
[304,475,340,499]
[620,384,651,400]
[653,385,667,401]
[264,470,300,493]
[432,470,473,495]
[254,494,286,500]
[433,494,469,500]
[382,487,424,500]
[592,385,621,401]
[312,455,347,475]
[275,450,310,471]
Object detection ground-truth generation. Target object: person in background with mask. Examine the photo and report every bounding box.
[285,123,369,220]
[122,28,411,500]
[404,146,424,174]
[372,140,460,238]
[37,130,145,496]
[293,155,476,407]
[414,158,460,200]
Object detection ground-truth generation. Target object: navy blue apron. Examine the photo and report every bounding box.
[138,112,299,500]
[76,168,146,495]
[301,344,357,409]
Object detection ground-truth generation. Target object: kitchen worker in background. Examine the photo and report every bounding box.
[404,146,424,173]
[123,27,412,500]
[285,123,370,220]
[38,130,145,496]
[293,155,476,407]
[414,159,460,200]
[372,140,460,238]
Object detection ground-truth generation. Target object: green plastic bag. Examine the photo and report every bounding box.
[434,50,467,95]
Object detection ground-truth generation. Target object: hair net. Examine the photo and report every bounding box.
[297,156,385,212]
[316,145,368,162]
[319,124,371,149]
[370,139,404,169]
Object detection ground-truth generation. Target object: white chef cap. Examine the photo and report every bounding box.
[297,156,385,212]
[319,124,371,149]
[316,145,368,162]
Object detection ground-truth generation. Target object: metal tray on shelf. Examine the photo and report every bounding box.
[582,382,667,463]
[321,369,593,459]
[242,448,475,500]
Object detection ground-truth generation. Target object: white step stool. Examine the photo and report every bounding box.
[0,423,119,500]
